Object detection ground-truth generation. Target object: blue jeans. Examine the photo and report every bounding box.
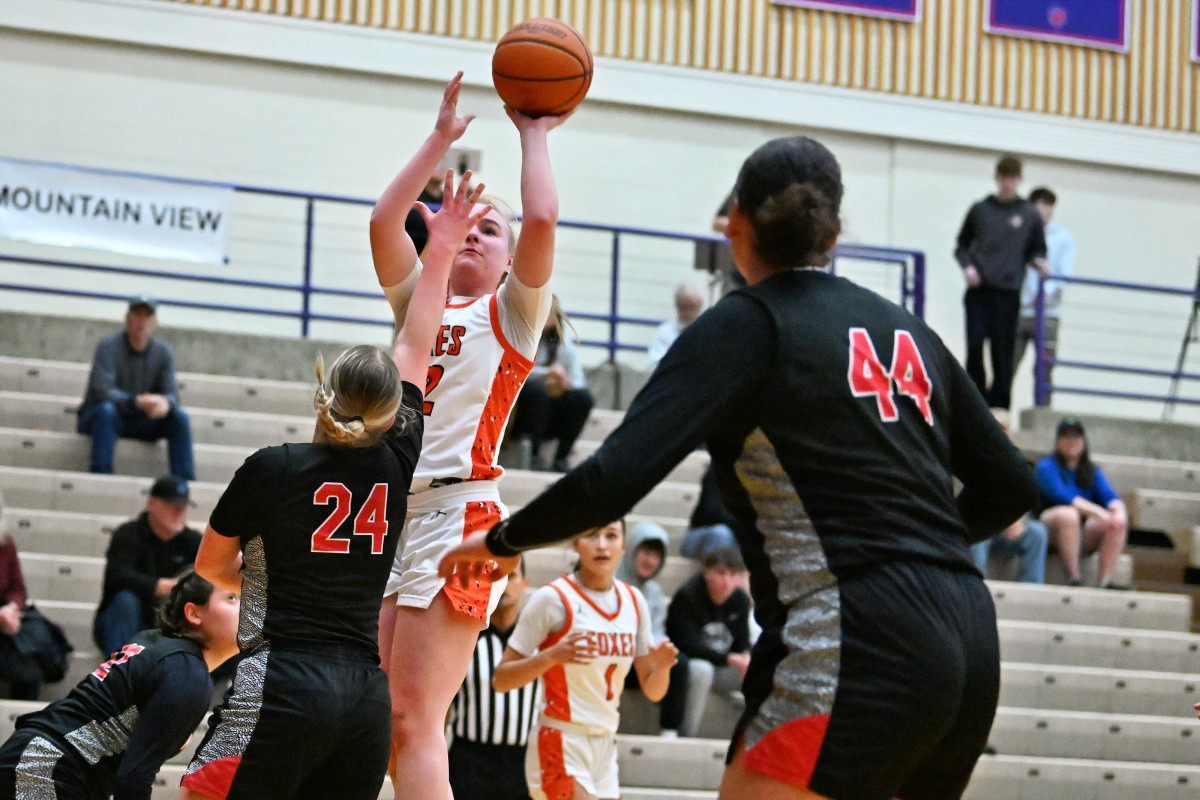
[92,590,145,657]
[970,519,1048,584]
[77,401,195,480]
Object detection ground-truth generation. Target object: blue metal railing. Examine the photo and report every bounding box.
[1032,274,1200,410]
[0,157,926,360]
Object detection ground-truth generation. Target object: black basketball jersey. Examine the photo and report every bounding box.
[210,382,423,661]
[491,270,1036,625]
[12,629,212,796]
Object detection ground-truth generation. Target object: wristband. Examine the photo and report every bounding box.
[486,519,521,557]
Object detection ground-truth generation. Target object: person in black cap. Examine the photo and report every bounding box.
[442,135,1037,800]
[1035,417,1128,587]
[92,475,202,657]
[76,294,195,480]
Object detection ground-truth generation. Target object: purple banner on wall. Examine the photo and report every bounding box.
[1194,0,1200,62]
[772,0,921,22]
[986,1,1129,51]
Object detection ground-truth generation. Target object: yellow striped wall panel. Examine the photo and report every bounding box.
[174,0,1200,134]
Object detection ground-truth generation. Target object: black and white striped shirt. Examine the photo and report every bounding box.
[451,625,541,747]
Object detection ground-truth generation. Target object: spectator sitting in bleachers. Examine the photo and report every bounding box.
[680,465,738,561]
[1036,417,1128,588]
[0,492,42,701]
[660,546,751,739]
[970,514,1048,584]
[646,283,705,371]
[510,296,595,472]
[971,429,1048,583]
[93,475,202,657]
[76,295,196,480]
[617,522,670,643]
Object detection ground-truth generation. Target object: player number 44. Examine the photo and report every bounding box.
[847,328,933,425]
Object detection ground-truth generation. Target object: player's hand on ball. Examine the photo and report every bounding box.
[505,105,575,133]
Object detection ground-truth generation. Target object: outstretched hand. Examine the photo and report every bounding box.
[438,530,520,589]
[416,169,490,250]
[436,72,476,142]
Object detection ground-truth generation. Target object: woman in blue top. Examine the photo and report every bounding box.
[1035,417,1128,587]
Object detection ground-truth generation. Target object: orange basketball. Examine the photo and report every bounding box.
[492,18,593,117]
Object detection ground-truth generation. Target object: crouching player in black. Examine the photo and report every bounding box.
[179,172,490,800]
[442,136,1038,800]
[0,571,240,799]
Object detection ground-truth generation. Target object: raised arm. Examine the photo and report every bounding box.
[390,172,490,387]
[370,72,475,318]
[507,108,571,290]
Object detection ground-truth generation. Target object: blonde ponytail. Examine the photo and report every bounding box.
[313,348,403,447]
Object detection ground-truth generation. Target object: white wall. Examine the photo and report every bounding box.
[1,1,1198,424]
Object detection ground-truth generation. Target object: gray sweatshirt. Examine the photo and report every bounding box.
[954,195,1047,291]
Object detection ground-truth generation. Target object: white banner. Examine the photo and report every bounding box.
[0,158,233,264]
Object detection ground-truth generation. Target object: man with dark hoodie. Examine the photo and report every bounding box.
[955,154,1047,412]
[659,546,751,738]
[617,522,669,643]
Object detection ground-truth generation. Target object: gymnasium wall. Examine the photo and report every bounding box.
[1,0,1199,423]
[165,0,1200,134]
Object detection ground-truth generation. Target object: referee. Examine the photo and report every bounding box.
[448,556,539,800]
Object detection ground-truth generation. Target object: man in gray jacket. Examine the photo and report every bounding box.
[76,295,195,480]
[954,155,1047,412]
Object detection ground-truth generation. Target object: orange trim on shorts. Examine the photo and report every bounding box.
[540,582,575,723]
[441,500,503,622]
[467,294,534,481]
[537,726,577,800]
[180,755,242,799]
[741,713,831,790]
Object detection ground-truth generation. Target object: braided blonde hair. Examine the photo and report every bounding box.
[313,345,405,446]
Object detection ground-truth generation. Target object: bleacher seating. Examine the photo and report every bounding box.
[0,354,1197,798]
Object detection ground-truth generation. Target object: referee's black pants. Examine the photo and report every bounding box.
[963,287,1020,410]
[448,738,531,800]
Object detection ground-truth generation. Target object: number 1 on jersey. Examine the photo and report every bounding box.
[848,328,933,425]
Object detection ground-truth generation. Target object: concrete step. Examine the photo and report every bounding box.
[0,426,249,485]
[0,356,314,417]
[987,580,1193,632]
[0,390,315,450]
[997,619,1200,674]
[965,753,1200,800]
[19,552,105,604]
[1,507,211,558]
[986,707,1200,765]
[1130,489,1200,536]
[0,465,226,519]
[1018,407,1200,463]
[998,662,1200,718]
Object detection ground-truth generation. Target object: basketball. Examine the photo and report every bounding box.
[492,18,593,117]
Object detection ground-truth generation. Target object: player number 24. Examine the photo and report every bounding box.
[311,482,389,555]
[847,328,933,425]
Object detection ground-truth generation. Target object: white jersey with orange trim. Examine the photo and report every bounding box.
[384,266,551,493]
[508,575,653,735]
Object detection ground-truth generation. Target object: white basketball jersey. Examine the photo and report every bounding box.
[413,292,534,491]
[539,575,643,734]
